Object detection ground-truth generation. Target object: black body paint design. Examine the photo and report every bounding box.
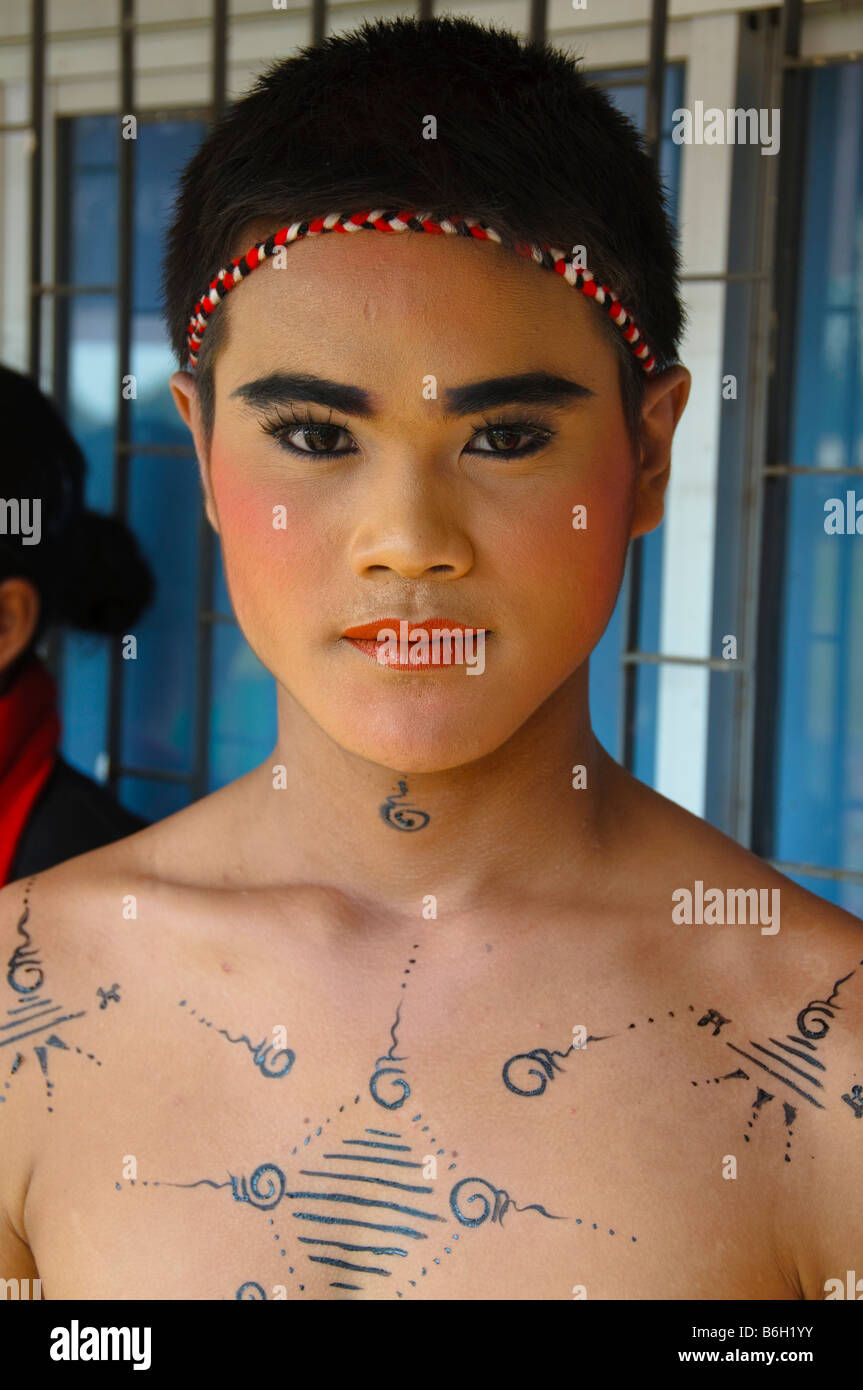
[2,878,98,1113]
[841,1084,863,1118]
[232,1164,287,1209]
[697,1009,731,1036]
[179,1000,295,1079]
[379,780,430,831]
[148,1104,604,1299]
[236,1281,267,1299]
[722,967,859,1114]
[147,931,636,1296]
[796,973,856,1038]
[369,1000,410,1109]
[605,964,863,1162]
[781,1101,797,1160]
[6,879,43,994]
[151,1114,450,1292]
[690,1068,749,1087]
[97,983,121,1009]
[449,1177,563,1227]
[368,942,420,1109]
[496,962,861,1171]
[502,1034,613,1096]
[712,963,862,1160]
[725,1039,826,1109]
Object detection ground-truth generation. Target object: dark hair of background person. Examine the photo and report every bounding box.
[0,363,154,694]
[161,14,686,457]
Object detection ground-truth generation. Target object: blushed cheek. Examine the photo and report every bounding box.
[508,467,632,645]
[541,524,622,625]
[208,448,304,618]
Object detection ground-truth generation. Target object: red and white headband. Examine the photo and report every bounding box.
[186,209,659,373]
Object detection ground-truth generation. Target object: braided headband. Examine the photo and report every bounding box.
[186,209,659,374]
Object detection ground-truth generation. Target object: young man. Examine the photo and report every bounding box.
[1,16,860,1303]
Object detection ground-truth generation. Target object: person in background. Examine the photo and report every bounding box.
[0,363,154,884]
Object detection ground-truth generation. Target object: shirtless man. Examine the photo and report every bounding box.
[1,16,860,1303]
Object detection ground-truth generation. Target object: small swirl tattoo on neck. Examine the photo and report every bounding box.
[379,780,431,832]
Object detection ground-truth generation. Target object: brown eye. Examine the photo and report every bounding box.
[259,406,357,458]
[471,427,534,454]
[466,422,554,457]
[276,423,353,455]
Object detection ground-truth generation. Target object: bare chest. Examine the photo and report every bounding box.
[20,919,804,1301]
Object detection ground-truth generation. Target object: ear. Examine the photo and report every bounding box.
[629,364,691,539]
[170,370,220,535]
[0,577,41,677]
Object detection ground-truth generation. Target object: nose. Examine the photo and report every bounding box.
[347,466,475,580]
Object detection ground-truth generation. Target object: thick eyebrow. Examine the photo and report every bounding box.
[230,370,594,418]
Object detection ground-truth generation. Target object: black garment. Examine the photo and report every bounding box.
[8,755,150,880]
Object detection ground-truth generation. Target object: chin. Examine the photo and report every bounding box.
[314,699,517,774]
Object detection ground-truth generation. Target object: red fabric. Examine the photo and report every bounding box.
[0,653,61,886]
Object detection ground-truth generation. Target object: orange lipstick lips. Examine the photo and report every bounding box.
[341,618,489,671]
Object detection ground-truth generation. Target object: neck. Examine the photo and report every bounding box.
[245,663,627,919]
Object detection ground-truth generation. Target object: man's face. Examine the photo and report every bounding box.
[174,229,674,773]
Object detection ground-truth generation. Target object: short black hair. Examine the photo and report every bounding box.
[162,14,685,451]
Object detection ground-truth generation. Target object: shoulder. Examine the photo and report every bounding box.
[0,852,148,1020]
[622,774,863,1296]
[615,763,860,948]
[0,763,258,983]
[625,770,863,1069]
[0,848,151,1261]
[0,823,191,1157]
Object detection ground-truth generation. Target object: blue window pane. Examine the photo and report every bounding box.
[122,453,201,772]
[70,112,119,168]
[130,326,193,447]
[596,64,685,226]
[630,527,663,782]
[632,662,658,787]
[589,571,624,757]
[117,775,191,821]
[770,64,863,883]
[637,526,663,651]
[130,117,207,449]
[66,295,118,512]
[209,622,277,791]
[603,82,646,129]
[773,475,863,874]
[66,115,117,286]
[61,114,209,791]
[58,631,110,777]
[133,118,207,312]
[789,66,863,471]
[658,66,685,228]
[69,167,118,287]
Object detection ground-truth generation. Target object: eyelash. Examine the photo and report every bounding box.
[257,403,556,460]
